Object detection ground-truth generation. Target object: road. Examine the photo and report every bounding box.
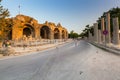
[0,40,120,80]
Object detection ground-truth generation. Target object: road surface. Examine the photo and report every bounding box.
[0,40,120,80]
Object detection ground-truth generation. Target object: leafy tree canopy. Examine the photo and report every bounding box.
[0,0,10,40]
[69,30,79,39]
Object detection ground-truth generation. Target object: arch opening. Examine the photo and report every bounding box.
[7,30,12,40]
[40,26,50,39]
[23,24,35,38]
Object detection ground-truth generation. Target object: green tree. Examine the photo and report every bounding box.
[80,25,90,37]
[80,25,94,38]
[0,0,10,40]
[69,30,79,38]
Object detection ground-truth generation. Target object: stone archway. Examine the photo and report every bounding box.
[54,28,60,39]
[23,24,35,38]
[40,26,50,39]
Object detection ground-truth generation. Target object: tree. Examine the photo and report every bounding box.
[80,25,90,38]
[80,25,94,38]
[0,0,10,40]
[69,30,79,39]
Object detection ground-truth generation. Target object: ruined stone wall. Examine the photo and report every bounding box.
[11,14,68,40]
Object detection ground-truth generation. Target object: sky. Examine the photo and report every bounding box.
[1,0,120,33]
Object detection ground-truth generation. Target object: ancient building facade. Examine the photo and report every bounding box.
[10,15,68,40]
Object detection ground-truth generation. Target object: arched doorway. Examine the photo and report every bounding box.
[40,26,50,39]
[62,30,65,39]
[54,28,60,39]
[7,30,12,40]
[23,24,35,38]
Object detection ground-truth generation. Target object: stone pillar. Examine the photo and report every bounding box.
[84,37,87,40]
[66,32,68,39]
[88,31,92,41]
[105,12,111,44]
[101,17,105,43]
[35,27,40,39]
[91,35,93,42]
[88,31,90,41]
[59,30,62,39]
[98,30,101,44]
[64,32,66,39]
[12,25,23,41]
[113,17,119,45]
[50,30,54,39]
[93,23,98,43]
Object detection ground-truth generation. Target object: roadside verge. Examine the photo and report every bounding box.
[90,42,120,55]
[0,40,72,59]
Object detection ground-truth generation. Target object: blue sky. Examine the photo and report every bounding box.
[1,0,120,33]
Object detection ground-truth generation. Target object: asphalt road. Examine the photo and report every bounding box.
[0,40,120,80]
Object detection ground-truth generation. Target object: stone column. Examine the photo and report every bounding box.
[84,37,87,40]
[59,30,62,39]
[91,35,93,42]
[113,17,119,45]
[98,30,101,44]
[66,32,68,39]
[64,32,66,39]
[88,31,90,41]
[35,27,40,39]
[50,30,54,39]
[105,12,111,44]
[12,25,23,41]
[88,31,92,42]
[93,23,98,43]
[101,17,105,43]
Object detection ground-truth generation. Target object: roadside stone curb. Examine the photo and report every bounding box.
[90,42,120,55]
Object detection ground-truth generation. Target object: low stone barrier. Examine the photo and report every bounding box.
[90,42,120,55]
